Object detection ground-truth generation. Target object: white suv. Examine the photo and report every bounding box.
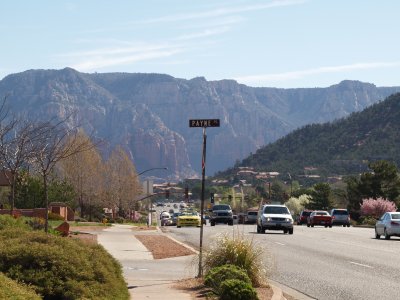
[257,204,294,234]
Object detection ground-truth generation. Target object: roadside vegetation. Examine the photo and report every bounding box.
[0,215,129,300]
[199,233,268,299]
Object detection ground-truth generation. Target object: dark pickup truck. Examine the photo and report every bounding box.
[307,211,332,228]
[210,204,233,226]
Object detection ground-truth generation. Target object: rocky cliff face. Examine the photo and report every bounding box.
[1,68,399,179]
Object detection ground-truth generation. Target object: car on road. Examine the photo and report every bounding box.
[330,208,351,227]
[307,211,332,227]
[210,204,233,226]
[256,204,294,234]
[297,210,312,225]
[375,212,400,239]
[245,210,258,224]
[177,211,201,228]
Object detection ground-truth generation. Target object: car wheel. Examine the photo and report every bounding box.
[257,225,261,233]
[311,224,314,227]
[375,228,380,239]
[329,225,332,228]
[307,223,310,227]
[347,224,350,227]
[210,221,215,226]
[283,229,288,234]
[289,228,294,234]
[228,220,233,226]
[177,226,181,228]
[325,225,328,228]
[343,225,346,227]
[384,228,391,240]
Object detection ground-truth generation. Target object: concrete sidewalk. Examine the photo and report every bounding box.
[96,224,298,300]
[97,224,195,300]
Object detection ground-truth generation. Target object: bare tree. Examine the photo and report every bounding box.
[0,118,43,214]
[58,131,104,221]
[104,146,141,217]
[31,121,96,233]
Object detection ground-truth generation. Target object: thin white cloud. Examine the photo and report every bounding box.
[135,0,306,24]
[175,26,230,41]
[235,62,400,84]
[71,48,183,71]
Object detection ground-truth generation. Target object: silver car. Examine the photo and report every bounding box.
[375,212,400,239]
[257,204,294,234]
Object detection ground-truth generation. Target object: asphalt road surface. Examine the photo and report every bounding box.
[163,223,400,300]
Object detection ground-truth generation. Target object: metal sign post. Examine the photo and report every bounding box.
[189,119,220,278]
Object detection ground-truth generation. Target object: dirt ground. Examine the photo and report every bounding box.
[135,234,196,259]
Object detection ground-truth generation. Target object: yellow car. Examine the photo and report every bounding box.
[177,211,201,228]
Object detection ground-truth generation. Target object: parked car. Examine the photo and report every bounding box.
[330,208,351,227]
[256,204,294,234]
[210,204,233,226]
[177,211,201,228]
[375,212,400,239]
[245,210,258,224]
[307,211,332,227]
[297,210,312,225]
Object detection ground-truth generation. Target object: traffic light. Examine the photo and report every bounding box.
[165,190,170,199]
[228,195,232,201]
[210,193,214,203]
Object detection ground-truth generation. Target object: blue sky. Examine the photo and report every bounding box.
[1,0,399,88]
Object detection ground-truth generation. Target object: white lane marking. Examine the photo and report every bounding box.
[274,242,285,246]
[349,261,373,268]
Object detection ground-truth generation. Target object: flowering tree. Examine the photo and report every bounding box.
[285,194,311,216]
[360,198,397,218]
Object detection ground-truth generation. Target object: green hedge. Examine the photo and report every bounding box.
[219,279,259,300]
[204,264,251,294]
[0,227,129,300]
[0,272,40,300]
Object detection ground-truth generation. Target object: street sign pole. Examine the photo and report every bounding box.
[198,126,206,278]
[189,119,220,278]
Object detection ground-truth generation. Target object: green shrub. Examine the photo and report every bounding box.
[359,216,377,226]
[115,217,125,224]
[26,217,45,230]
[0,215,31,230]
[204,234,267,287]
[0,227,129,300]
[0,272,41,300]
[219,279,259,300]
[204,264,251,294]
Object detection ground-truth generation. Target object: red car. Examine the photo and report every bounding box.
[307,211,332,228]
[297,210,312,225]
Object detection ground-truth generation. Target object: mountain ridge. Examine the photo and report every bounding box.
[1,68,399,179]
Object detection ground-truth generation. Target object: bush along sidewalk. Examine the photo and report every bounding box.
[0,215,129,300]
[204,264,259,300]
[197,233,271,299]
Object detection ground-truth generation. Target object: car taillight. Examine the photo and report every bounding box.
[391,221,400,226]
[332,216,335,219]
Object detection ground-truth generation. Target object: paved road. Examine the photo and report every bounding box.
[163,223,400,300]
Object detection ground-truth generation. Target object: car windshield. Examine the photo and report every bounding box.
[264,206,289,214]
[301,211,311,216]
[213,205,231,211]
[333,210,348,215]
[248,212,257,216]
[391,214,400,220]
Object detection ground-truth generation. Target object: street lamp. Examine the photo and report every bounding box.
[138,167,168,176]
[136,167,168,227]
